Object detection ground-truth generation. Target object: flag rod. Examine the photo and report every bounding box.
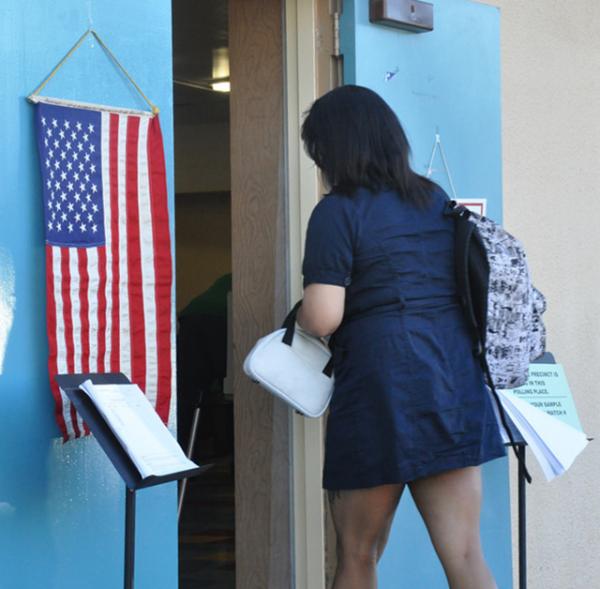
[27,28,159,115]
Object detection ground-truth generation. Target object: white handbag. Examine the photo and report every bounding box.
[243,302,334,417]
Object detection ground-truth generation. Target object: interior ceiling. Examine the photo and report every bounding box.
[172,0,229,125]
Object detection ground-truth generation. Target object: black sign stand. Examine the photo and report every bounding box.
[501,413,527,589]
[55,373,210,589]
[502,352,557,589]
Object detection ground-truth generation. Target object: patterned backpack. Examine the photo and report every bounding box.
[446,201,547,481]
[446,201,547,386]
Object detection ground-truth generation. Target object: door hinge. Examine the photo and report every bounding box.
[333,11,341,57]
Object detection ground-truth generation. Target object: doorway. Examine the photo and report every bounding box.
[172,0,297,586]
[172,1,235,587]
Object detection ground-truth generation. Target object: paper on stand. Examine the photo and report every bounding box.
[495,389,589,481]
[80,379,198,479]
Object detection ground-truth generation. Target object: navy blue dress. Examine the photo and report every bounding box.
[302,186,506,490]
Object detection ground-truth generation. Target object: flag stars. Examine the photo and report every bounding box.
[60,171,67,181]
[66,162,73,171]
[84,153,91,162]
[59,130,65,140]
[75,213,81,222]
[44,138,49,147]
[46,179,52,189]
[47,200,53,210]
[87,213,93,223]
[56,223,62,232]
[67,182,74,191]
[48,149,54,158]
[85,194,92,202]
[73,172,80,181]
[79,182,86,192]
[51,118,58,128]
[49,170,55,180]
[91,184,98,193]
[53,161,60,170]
[77,142,83,152]
[60,151,67,160]
[92,224,98,233]
[74,193,80,202]
[67,203,74,212]
[64,120,70,129]
[61,213,67,222]
[46,128,52,137]
[76,121,82,131]
[55,201,61,211]
[54,181,61,190]
[89,145,96,153]
[60,192,67,201]
[90,164,96,173]
[88,123,94,133]
[45,159,50,169]
[68,223,74,233]
[71,131,77,141]
[48,221,53,231]
[65,141,72,151]
[79,162,84,171]
[72,152,78,161]
[41,117,47,126]
[84,173,90,183]
[80,223,87,232]
[81,203,87,212]
[83,133,89,142]
[92,203,99,213]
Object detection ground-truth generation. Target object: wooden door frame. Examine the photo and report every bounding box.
[230,0,336,587]
[230,1,292,588]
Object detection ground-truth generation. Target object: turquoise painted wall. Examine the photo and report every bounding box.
[341,0,513,587]
[0,2,178,588]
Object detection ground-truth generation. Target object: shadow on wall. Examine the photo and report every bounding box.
[0,247,16,374]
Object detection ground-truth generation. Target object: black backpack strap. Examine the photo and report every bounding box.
[445,200,532,483]
[482,357,532,484]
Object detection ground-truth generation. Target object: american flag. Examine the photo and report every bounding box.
[35,100,175,441]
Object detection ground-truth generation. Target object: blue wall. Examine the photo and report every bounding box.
[0,2,177,588]
[341,0,513,587]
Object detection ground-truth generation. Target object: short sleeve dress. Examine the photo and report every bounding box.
[302,186,506,490]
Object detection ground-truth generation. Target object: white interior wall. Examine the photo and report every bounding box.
[481,1,600,587]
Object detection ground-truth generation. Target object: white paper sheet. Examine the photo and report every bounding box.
[497,389,589,481]
[80,380,198,479]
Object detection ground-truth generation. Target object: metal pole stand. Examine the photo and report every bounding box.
[125,487,136,589]
[517,444,527,589]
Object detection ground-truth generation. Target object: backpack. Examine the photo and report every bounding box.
[446,201,547,386]
[446,200,548,481]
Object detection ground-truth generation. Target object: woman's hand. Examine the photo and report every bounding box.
[297,283,345,337]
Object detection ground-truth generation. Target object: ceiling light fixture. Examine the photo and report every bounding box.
[211,47,230,93]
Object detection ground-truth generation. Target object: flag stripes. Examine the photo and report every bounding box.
[38,102,174,441]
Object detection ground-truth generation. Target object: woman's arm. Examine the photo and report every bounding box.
[297,283,345,337]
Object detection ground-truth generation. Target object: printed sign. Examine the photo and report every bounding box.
[507,364,584,432]
[457,198,487,216]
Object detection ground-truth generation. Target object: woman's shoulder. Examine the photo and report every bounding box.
[312,191,359,219]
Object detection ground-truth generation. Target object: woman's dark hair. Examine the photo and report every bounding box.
[301,85,436,205]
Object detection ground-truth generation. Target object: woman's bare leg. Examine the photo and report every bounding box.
[328,483,404,589]
[408,466,497,589]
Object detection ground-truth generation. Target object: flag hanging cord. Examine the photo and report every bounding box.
[27,28,159,116]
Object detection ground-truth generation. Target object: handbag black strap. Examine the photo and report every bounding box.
[281,300,334,377]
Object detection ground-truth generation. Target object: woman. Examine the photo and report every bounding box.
[296,85,506,589]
